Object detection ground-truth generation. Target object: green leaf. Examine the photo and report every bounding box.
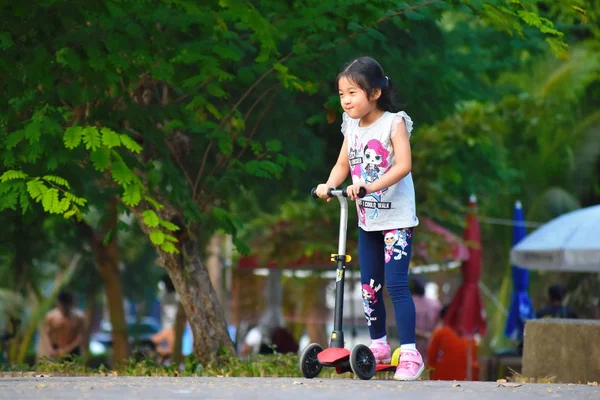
[1,170,28,182]
[101,127,122,148]
[150,229,165,245]
[103,229,115,245]
[64,126,83,149]
[265,139,282,152]
[404,10,425,20]
[211,207,237,234]
[160,241,179,254]
[64,209,78,219]
[244,160,283,179]
[159,219,180,232]
[144,196,164,210]
[163,233,178,242]
[82,126,101,151]
[91,148,111,171]
[26,180,48,202]
[43,175,71,189]
[141,209,160,227]
[122,183,143,206]
[6,130,25,149]
[41,188,60,212]
[18,184,31,214]
[64,191,87,206]
[0,191,18,211]
[57,197,70,213]
[119,134,142,153]
[111,159,135,185]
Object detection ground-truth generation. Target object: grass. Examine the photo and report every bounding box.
[0,352,432,380]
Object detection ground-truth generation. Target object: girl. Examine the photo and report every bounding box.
[315,56,422,380]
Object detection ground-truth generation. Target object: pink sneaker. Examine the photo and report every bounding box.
[368,341,391,364]
[394,350,425,381]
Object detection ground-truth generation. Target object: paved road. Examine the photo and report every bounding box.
[0,377,598,399]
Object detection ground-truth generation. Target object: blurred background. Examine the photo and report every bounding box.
[0,0,598,381]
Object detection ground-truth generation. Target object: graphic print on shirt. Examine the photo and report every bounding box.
[362,279,382,326]
[383,228,411,263]
[349,138,392,224]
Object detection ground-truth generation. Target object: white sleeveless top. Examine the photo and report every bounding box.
[342,111,419,231]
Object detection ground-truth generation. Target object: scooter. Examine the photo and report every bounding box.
[299,187,399,380]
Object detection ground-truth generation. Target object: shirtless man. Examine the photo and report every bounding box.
[41,291,85,359]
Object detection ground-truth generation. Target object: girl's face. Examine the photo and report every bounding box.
[338,77,378,120]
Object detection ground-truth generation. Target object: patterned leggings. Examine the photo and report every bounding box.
[358,227,416,345]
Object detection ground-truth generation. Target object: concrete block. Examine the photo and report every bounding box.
[522,318,600,383]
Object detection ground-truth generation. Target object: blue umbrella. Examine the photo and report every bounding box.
[505,201,535,341]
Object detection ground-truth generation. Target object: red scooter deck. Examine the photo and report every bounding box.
[317,347,350,365]
[375,363,396,372]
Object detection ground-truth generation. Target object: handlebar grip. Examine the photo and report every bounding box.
[311,186,367,198]
[357,187,367,198]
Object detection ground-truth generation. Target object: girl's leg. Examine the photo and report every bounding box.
[358,228,390,363]
[382,228,424,380]
[383,228,416,345]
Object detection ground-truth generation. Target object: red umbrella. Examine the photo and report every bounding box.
[444,194,487,336]
[442,195,487,381]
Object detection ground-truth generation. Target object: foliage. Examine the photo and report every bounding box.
[14,351,431,380]
[0,0,569,249]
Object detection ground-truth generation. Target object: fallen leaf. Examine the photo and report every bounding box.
[496,379,507,383]
[35,374,49,378]
[547,388,553,393]
[293,381,303,385]
[452,383,461,388]
[499,383,522,388]
[587,382,598,387]
[36,384,47,388]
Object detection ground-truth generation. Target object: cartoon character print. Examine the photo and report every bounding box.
[363,139,389,184]
[351,139,390,185]
[362,279,382,326]
[383,229,411,263]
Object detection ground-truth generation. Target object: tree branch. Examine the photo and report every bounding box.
[198,89,279,211]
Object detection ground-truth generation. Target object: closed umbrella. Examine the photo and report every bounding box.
[504,201,535,342]
[443,195,487,380]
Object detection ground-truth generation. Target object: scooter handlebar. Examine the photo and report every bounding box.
[311,186,367,199]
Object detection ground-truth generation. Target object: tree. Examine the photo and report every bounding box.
[0,0,567,364]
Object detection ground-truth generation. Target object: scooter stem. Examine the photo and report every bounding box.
[330,193,348,348]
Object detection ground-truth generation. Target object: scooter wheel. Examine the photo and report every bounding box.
[299,343,323,379]
[350,344,376,380]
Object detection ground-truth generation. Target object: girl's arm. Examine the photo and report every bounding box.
[325,136,350,188]
[365,119,411,194]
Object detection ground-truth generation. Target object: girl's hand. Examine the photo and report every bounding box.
[346,183,368,201]
[315,184,331,201]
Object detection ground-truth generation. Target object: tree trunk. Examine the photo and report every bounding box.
[206,233,224,307]
[89,198,129,364]
[130,203,235,365]
[171,302,186,365]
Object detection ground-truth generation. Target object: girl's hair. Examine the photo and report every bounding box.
[337,56,400,112]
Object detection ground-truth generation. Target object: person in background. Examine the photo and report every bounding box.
[240,309,298,357]
[410,278,441,361]
[536,285,578,319]
[427,305,479,381]
[39,290,86,360]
